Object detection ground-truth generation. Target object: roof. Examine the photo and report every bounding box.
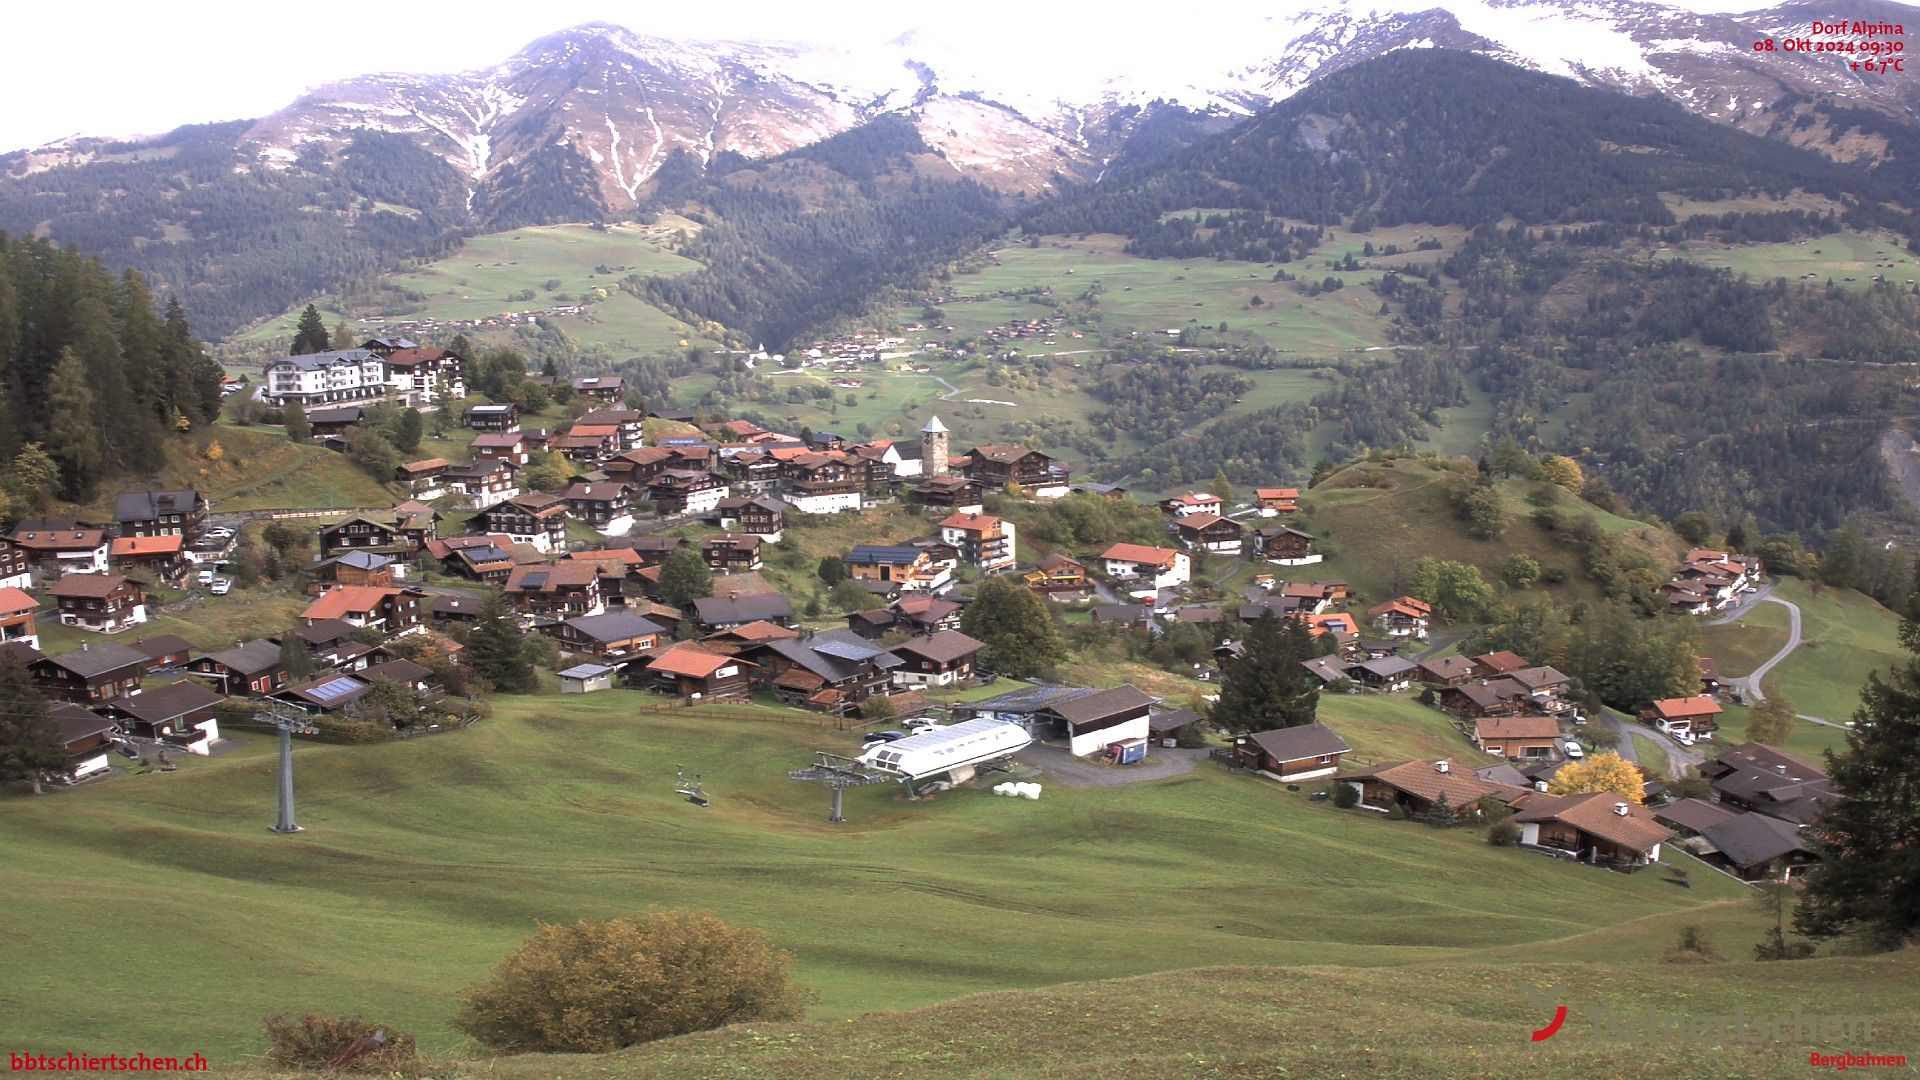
[279,674,374,709]
[1300,654,1353,684]
[105,680,224,724]
[8,527,105,551]
[1091,604,1152,623]
[303,586,410,620]
[428,595,486,617]
[506,562,601,593]
[558,663,617,680]
[1654,798,1740,835]
[708,620,800,643]
[109,530,186,553]
[1051,684,1154,726]
[292,618,358,645]
[939,512,1003,533]
[1354,656,1418,679]
[1345,758,1532,807]
[1147,707,1201,734]
[1101,543,1181,568]
[397,457,452,475]
[1174,512,1239,534]
[1509,665,1570,690]
[129,634,192,660]
[847,545,926,566]
[921,416,947,433]
[1475,715,1563,740]
[0,587,37,616]
[322,551,395,572]
[470,433,526,449]
[889,630,984,665]
[1471,651,1529,673]
[51,701,116,744]
[1647,695,1724,720]
[1700,813,1807,868]
[647,642,743,679]
[562,482,625,502]
[41,642,150,679]
[307,405,368,424]
[1245,723,1351,763]
[47,574,138,599]
[1511,791,1674,854]
[360,659,435,686]
[112,489,201,523]
[1705,742,1828,782]
[1367,596,1433,619]
[201,638,284,675]
[1256,487,1301,499]
[1418,656,1476,681]
[562,611,664,643]
[271,348,374,370]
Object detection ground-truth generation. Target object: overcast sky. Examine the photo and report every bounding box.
[6,0,1770,153]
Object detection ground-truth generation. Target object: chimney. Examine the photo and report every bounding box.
[1434,760,1449,774]
[1614,802,1630,816]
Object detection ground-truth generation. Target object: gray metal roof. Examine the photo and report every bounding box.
[1244,723,1352,763]
[43,642,150,679]
[272,349,375,371]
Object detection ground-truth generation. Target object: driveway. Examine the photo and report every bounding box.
[1014,743,1205,787]
[1719,594,1847,729]
[1594,705,1702,776]
[1705,580,1776,625]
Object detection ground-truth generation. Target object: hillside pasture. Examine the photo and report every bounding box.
[1653,228,1917,289]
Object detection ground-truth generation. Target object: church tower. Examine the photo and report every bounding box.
[922,415,950,477]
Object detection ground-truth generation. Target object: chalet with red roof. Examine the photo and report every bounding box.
[1641,695,1723,739]
[1172,512,1244,554]
[1366,596,1432,639]
[48,574,147,634]
[1101,543,1190,590]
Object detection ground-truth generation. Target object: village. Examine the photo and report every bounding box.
[0,338,1830,888]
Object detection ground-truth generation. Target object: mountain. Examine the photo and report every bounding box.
[3,4,1917,337]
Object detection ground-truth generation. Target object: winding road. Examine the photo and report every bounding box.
[1717,590,1849,731]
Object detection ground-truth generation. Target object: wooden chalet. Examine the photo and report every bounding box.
[647,469,727,516]
[1172,512,1244,554]
[0,586,41,651]
[127,634,193,671]
[467,493,568,553]
[1511,792,1673,868]
[1417,656,1476,687]
[887,629,984,688]
[309,551,397,592]
[716,495,786,540]
[1641,695,1723,738]
[1254,487,1300,513]
[746,629,901,714]
[394,458,453,499]
[1250,524,1320,565]
[464,402,521,432]
[49,702,116,782]
[964,445,1069,496]
[1366,596,1432,639]
[319,516,407,559]
[300,586,427,636]
[504,562,605,621]
[9,525,110,575]
[700,534,764,573]
[47,574,148,634]
[30,643,147,703]
[1473,715,1565,760]
[187,638,287,696]
[112,489,207,539]
[100,680,225,752]
[634,642,754,703]
[1234,723,1351,781]
[543,610,665,662]
[939,512,1016,572]
[1340,758,1532,817]
[1023,552,1090,597]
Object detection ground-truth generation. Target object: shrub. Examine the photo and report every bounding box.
[263,1014,420,1073]
[456,909,808,1053]
[1385,803,1407,821]
[1331,782,1358,809]
[1665,924,1724,963]
[1487,820,1522,846]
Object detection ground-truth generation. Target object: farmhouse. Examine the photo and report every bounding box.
[394,459,452,499]
[562,482,634,536]
[47,574,148,634]
[1473,715,1565,760]
[1161,492,1224,518]
[847,545,947,591]
[692,591,796,632]
[1251,525,1321,566]
[30,643,149,704]
[716,495,787,540]
[887,629,984,687]
[965,445,1069,498]
[1696,812,1817,881]
[1697,743,1838,825]
[1511,792,1673,867]
[441,458,519,508]
[1023,553,1090,598]
[1234,723,1351,781]
[1173,513,1244,554]
[648,469,728,516]
[1255,487,1300,513]
[318,517,407,560]
[636,642,755,703]
[1101,543,1190,590]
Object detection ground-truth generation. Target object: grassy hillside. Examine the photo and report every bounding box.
[235,221,717,357]
[1762,578,1907,723]
[1696,601,1793,679]
[75,424,396,515]
[1,693,1766,1065]
[1654,227,1918,290]
[212,951,1920,1080]
[1294,457,1685,612]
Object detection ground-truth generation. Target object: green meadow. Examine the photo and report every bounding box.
[1,690,1763,1067]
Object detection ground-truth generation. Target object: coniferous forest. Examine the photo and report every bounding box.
[0,234,225,499]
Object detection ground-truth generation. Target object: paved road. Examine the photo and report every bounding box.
[1594,704,1703,775]
[1727,594,1849,729]
[1014,744,1204,787]
[1705,580,1776,625]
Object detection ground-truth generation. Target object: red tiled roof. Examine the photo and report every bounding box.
[302,586,407,620]
[48,574,136,599]
[1648,696,1724,720]
[647,642,741,678]
[0,587,39,616]
[1102,543,1180,568]
[110,535,184,556]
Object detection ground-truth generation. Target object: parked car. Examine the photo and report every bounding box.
[209,578,233,596]
[1563,740,1585,759]
[860,730,909,747]
[1673,731,1696,747]
[197,569,215,586]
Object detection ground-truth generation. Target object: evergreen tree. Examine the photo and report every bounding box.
[958,577,1066,679]
[816,556,847,585]
[45,349,102,498]
[1213,611,1320,733]
[290,304,332,355]
[1211,469,1234,505]
[467,593,538,694]
[332,319,355,351]
[658,546,715,610]
[395,408,424,453]
[0,654,65,795]
[1795,583,1920,949]
[279,629,315,682]
[283,401,311,443]
[1427,791,1459,827]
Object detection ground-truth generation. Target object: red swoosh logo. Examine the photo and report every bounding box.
[1531,1006,1568,1042]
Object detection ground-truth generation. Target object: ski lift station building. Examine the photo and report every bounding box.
[952,683,1155,757]
[857,718,1032,782]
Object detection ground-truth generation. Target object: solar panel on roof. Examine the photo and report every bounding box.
[813,639,884,662]
[304,677,365,703]
[521,572,549,588]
